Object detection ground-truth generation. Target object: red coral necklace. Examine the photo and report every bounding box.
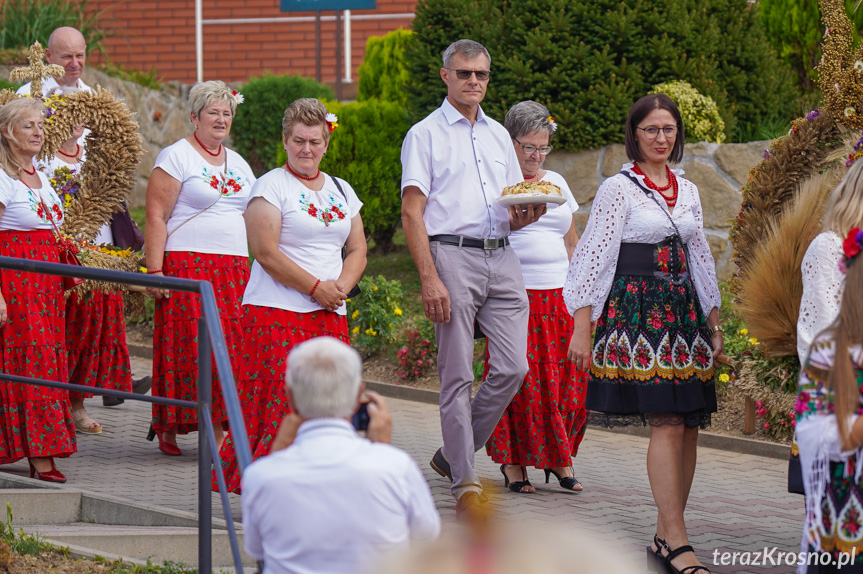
[21,165,36,176]
[632,163,678,207]
[57,144,80,159]
[193,132,222,157]
[285,162,320,181]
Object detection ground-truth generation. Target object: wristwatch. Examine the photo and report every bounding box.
[707,325,724,335]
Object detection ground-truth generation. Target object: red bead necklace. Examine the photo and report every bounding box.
[285,162,320,181]
[523,172,537,180]
[632,163,678,207]
[57,144,80,159]
[193,132,222,157]
[21,164,36,176]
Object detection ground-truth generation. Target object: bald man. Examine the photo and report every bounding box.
[17,27,90,96]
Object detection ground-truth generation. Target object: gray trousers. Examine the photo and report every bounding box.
[429,241,529,499]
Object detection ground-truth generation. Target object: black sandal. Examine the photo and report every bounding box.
[646,535,669,572]
[500,464,534,494]
[543,467,583,491]
[665,544,711,574]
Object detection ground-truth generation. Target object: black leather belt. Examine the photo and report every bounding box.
[429,234,509,250]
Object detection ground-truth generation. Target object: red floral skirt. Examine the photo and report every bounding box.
[66,290,133,399]
[152,251,249,434]
[0,230,76,464]
[485,288,589,468]
[215,305,349,494]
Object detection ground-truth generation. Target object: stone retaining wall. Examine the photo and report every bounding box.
[544,141,769,281]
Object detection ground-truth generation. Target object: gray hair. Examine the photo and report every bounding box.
[188,80,237,117]
[0,98,46,178]
[442,39,491,68]
[505,101,554,141]
[286,337,362,419]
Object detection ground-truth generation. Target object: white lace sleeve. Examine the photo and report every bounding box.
[797,232,844,364]
[563,176,630,321]
[683,181,721,316]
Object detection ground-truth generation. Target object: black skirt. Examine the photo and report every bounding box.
[586,237,717,428]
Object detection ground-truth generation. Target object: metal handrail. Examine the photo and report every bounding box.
[0,256,252,573]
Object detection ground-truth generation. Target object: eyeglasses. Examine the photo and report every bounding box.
[444,68,491,81]
[636,125,678,139]
[513,137,553,156]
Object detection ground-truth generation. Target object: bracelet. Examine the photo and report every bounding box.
[309,279,321,297]
[708,325,724,335]
[146,269,163,275]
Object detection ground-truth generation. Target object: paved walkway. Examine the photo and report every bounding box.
[3,356,804,573]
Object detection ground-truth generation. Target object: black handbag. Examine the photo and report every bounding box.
[110,202,145,251]
[331,177,361,298]
[788,445,805,495]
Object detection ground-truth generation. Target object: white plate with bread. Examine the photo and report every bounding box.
[496,180,567,207]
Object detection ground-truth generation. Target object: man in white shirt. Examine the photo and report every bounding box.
[400,39,545,519]
[17,27,90,97]
[241,337,441,574]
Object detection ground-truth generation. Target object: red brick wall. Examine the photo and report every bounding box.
[77,0,416,87]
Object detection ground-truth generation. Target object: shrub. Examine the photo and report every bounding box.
[358,29,413,107]
[276,98,410,252]
[0,78,20,92]
[233,74,333,175]
[650,81,725,143]
[0,0,108,54]
[759,0,863,90]
[396,326,436,381]
[346,275,405,357]
[406,0,800,148]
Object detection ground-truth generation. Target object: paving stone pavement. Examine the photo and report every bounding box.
[2,356,806,574]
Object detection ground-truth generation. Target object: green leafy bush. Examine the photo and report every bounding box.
[346,275,405,356]
[650,80,725,143]
[759,0,863,89]
[358,29,413,107]
[233,74,333,175]
[406,0,800,148]
[0,78,20,92]
[276,98,410,252]
[0,0,108,54]
[396,325,436,381]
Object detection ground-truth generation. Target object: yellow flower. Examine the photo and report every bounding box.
[372,286,378,291]
[749,337,759,345]
[365,328,377,336]
[351,310,359,320]
[719,373,730,383]
[394,308,403,316]
[346,299,351,303]
[139,266,148,273]
[352,326,360,335]
[739,328,748,336]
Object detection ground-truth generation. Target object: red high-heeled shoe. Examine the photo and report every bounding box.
[146,425,182,456]
[29,458,66,483]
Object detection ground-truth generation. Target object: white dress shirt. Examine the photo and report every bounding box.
[241,418,441,574]
[797,231,844,364]
[400,98,523,239]
[17,77,92,96]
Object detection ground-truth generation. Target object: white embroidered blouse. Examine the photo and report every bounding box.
[563,163,721,322]
[797,231,844,365]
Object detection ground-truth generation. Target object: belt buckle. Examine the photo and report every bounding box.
[483,238,498,250]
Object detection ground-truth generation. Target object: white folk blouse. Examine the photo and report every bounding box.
[797,231,845,365]
[563,163,721,322]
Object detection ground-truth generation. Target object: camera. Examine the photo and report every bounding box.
[351,401,370,431]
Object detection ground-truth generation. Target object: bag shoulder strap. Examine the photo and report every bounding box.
[331,175,348,203]
[617,170,683,239]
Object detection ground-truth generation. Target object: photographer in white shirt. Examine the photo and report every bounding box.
[242,337,441,574]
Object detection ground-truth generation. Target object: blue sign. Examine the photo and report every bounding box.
[280,0,376,10]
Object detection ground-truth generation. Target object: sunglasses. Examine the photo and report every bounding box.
[444,68,491,81]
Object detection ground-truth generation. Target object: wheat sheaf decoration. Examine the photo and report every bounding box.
[818,0,863,130]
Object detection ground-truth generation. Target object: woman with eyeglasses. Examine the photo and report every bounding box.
[563,94,722,574]
[485,101,588,495]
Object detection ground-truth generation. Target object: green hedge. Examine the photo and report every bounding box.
[358,29,413,107]
[0,0,107,53]
[0,78,19,91]
[233,74,333,175]
[650,81,725,143]
[276,99,410,252]
[406,0,801,148]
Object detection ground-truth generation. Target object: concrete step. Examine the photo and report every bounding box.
[23,523,256,568]
[0,489,81,525]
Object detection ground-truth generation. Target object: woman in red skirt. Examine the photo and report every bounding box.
[0,97,76,482]
[217,98,366,493]
[144,81,256,455]
[485,101,588,493]
[40,122,135,434]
